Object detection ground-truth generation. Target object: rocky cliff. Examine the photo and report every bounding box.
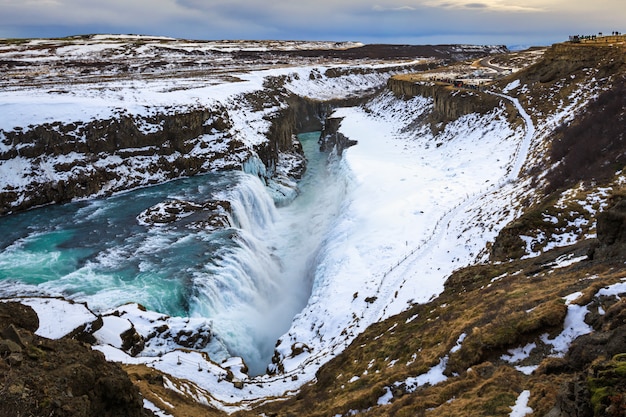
[523,42,626,84]
[0,88,371,215]
[0,106,248,215]
[0,302,152,417]
[386,77,508,127]
[318,117,358,155]
[255,95,332,174]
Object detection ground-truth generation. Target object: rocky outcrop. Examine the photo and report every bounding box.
[544,293,626,417]
[0,302,152,417]
[523,42,626,84]
[261,94,369,169]
[136,199,231,230]
[0,106,247,215]
[489,222,528,262]
[589,199,626,260]
[597,199,626,245]
[387,78,504,125]
[319,117,358,155]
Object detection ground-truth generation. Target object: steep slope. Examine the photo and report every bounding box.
[237,40,626,417]
[248,237,626,417]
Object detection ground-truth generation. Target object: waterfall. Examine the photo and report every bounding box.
[186,133,346,375]
[188,172,285,374]
[227,172,278,232]
[0,132,344,377]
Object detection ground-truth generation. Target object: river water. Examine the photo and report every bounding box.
[0,131,346,375]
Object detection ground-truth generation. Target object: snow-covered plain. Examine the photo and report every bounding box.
[0,37,609,412]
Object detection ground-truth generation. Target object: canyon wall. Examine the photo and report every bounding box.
[386,77,505,124]
[0,106,251,214]
[0,95,335,215]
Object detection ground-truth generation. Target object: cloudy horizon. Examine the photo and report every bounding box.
[1,0,624,48]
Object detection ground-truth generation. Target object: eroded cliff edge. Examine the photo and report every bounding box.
[0,98,312,215]
[386,77,513,128]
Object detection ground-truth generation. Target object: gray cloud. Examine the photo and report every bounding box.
[465,3,488,8]
[0,0,624,47]
[372,5,418,11]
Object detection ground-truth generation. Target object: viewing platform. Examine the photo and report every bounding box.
[569,33,626,45]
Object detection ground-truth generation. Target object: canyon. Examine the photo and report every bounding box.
[1,35,626,417]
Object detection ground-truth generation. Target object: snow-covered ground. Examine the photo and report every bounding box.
[0,38,457,410]
[0,37,603,413]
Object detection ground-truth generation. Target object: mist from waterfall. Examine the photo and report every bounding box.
[0,132,347,375]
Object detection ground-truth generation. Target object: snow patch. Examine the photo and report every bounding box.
[501,342,537,363]
[2,297,96,339]
[400,357,448,392]
[503,79,520,93]
[94,316,133,348]
[377,387,393,405]
[509,390,533,417]
[541,292,593,357]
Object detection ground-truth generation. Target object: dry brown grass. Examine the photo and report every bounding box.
[231,243,624,417]
[124,364,225,417]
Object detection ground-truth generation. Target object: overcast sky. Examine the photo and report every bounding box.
[1,0,624,47]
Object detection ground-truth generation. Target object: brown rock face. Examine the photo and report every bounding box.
[489,223,527,262]
[589,199,626,260]
[386,78,504,126]
[0,107,248,215]
[0,302,153,417]
[319,117,358,155]
[597,200,626,246]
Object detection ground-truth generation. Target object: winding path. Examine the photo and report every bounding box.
[478,57,511,74]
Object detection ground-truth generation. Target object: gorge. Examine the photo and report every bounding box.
[1,35,626,417]
[0,131,344,376]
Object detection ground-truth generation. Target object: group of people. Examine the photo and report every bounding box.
[569,32,623,43]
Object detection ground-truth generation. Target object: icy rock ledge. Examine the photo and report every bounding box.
[136,199,232,229]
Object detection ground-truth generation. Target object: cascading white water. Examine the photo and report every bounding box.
[0,131,348,376]
[189,132,349,374]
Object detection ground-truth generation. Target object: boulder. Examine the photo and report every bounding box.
[591,199,626,259]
